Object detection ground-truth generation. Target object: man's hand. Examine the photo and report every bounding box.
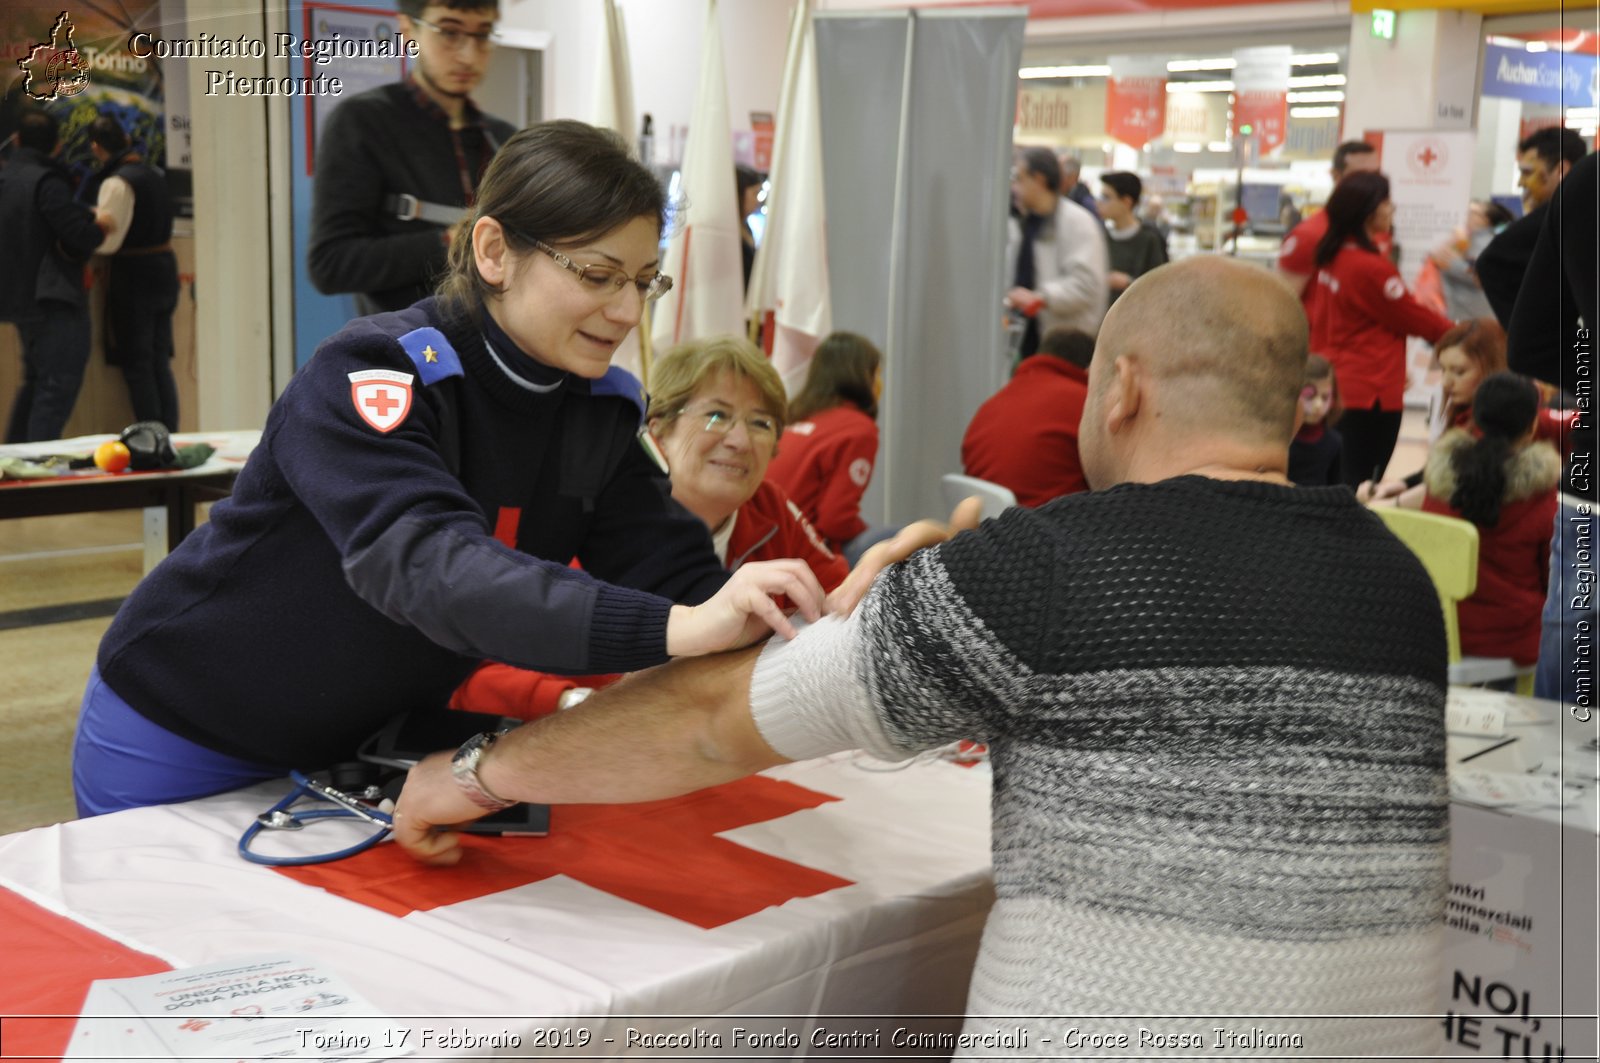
[1005,286,1042,314]
[1108,270,1133,292]
[666,558,825,656]
[389,749,490,866]
[826,496,982,616]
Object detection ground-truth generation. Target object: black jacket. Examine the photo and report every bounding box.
[0,146,103,318]
[307,82,516,314]
[1475,204,1546,329]
[1508,153,1596,388]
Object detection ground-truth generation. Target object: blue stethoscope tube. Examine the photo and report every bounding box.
[238,770,394,866]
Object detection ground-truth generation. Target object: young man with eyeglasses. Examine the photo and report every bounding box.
[309,0,515,316]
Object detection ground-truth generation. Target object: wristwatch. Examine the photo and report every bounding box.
[450,731,516,811]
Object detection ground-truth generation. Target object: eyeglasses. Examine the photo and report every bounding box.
[411,17,495,52]
[676,404,778,441]
[532,240,673,302]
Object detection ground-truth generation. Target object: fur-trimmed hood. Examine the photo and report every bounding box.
[1424,428,1562,503]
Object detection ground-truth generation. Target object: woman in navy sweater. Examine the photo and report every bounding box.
[74,121,826,815]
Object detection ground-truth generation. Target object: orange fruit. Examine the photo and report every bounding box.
[94,440,132,473]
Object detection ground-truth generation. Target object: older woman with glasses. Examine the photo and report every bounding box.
[74,121,831,815]
[450,336,850,718]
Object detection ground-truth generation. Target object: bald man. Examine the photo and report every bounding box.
[394,257,1449,1058]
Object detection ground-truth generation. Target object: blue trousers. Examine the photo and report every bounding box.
[1535,498,1597,709]
[73,666,280,816]
[5,300,90,443]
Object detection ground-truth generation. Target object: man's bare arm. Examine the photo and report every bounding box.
[391,499,981,866]
[391,647,775,865]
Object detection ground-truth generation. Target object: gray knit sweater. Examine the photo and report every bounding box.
[751,475,1448,1059]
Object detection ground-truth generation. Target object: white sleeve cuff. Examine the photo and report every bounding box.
[748,610,909,763]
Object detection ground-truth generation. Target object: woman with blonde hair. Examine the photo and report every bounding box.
[451,334,848,718]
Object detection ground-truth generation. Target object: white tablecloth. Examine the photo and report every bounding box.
[0,753,995,1059]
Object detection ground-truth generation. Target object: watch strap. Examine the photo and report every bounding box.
[451,731,516,811]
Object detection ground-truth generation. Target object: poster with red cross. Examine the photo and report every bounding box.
[348,369,414,433]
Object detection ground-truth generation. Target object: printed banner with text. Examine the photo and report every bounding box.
[1105,55,1166,149]
[1232,45,1290,156]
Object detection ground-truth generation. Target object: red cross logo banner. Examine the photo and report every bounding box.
[348,370,414,434]
[277,776,853,929]
[1406,136,1450,178]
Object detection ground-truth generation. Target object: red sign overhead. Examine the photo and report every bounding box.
[1233,90,1288,153]
[1106,72,1166,148]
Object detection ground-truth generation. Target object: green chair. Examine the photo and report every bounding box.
[1376,507,1535,694]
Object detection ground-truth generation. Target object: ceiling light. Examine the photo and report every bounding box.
[1168,80,1234,93]
[1289,74,1346,87]
[1291,106,1342,118]
[1288,90,1346,103]
[1019,64,1110,79]
[1207,141,1233,152]
[1168,58,1235,72]
[1173,142,1203,153]
[1165,53,1342,74]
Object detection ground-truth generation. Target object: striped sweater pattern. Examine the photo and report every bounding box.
[751,476,1449,1059]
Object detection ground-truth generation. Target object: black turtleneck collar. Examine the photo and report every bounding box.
[439,300,593,412]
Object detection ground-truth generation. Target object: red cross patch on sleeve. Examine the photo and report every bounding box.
[348,370,415,433]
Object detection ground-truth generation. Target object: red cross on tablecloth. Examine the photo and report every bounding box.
[277,775,852,928]
[0,887,172,1061]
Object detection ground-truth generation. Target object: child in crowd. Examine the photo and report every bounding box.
[1288,354,1343,486]
[1421,373,1560,665]
[765,332,884,560]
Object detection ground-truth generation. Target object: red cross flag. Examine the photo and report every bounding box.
[349,370,414,433]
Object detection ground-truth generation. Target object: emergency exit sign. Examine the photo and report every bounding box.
[1371,10,1396,39]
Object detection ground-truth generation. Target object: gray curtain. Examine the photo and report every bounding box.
[815,8,1026,526]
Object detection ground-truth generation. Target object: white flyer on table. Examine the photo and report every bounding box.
[65,954,407,1061]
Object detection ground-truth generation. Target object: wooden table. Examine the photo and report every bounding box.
[0,431,259,573]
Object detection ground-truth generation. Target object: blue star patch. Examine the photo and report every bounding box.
[397,327,463,386]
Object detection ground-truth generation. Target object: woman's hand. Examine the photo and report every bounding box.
[1356,478,1407,505]
[665,559,825,657]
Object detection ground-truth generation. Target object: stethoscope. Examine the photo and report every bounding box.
[238,771,394,866]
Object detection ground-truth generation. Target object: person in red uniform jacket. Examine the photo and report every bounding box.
[1422,373,1560,666]
[765,331,882,553]
[453,336,846,718]
[961,326,1094,507]
[1277,141,1384,350]
[1312,171,1452,487]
